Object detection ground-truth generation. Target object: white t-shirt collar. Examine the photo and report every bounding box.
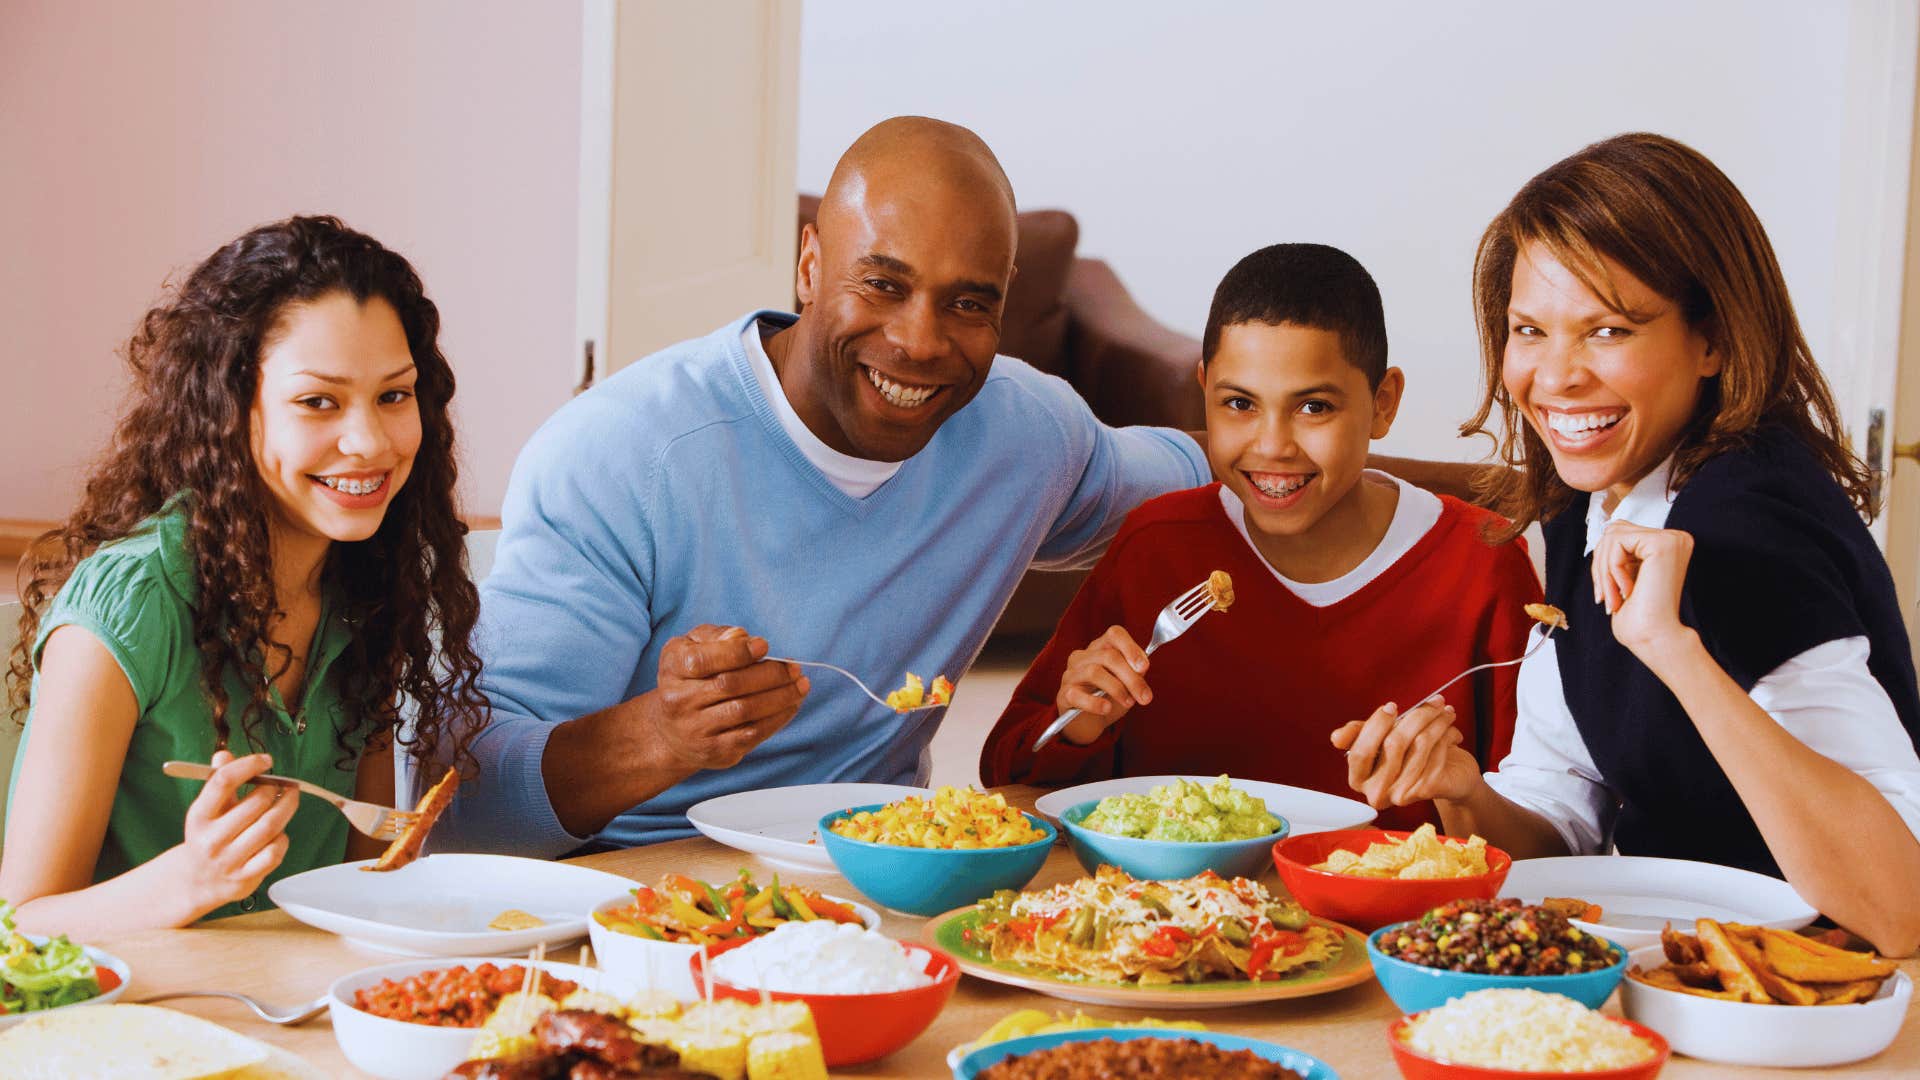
[744,323,901,499]
[1218,471,1443,607]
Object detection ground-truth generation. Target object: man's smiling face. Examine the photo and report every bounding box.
[781,122,1018,462]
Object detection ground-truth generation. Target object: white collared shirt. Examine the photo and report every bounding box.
[1217,472,1442,607]
[1483,456,1920,853]
[744,323,900,498]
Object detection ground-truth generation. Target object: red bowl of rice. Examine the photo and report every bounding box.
[1386,989,1668,1079]
[688,934,958,1066]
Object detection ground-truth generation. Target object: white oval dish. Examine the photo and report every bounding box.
[270,853,636,957]
[328,956,637,1080]
[1032,776,1374,837]
[1620,943,1910,1067]
[587,891,881,999]
[0,938,130,1030]
[686,783,928,872]
[1501,855,1817,951]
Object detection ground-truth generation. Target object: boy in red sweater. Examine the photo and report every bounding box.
[980,244,1541,830]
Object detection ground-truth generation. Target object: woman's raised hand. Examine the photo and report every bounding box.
[168,749,299,919]
[1332,698,1479,809]
[1592,519,1699,662]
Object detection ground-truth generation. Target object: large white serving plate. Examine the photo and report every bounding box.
[686,782,929,872]
[1033,776,1375,837]
[269,853,635,957]
[1503,855,1817,951]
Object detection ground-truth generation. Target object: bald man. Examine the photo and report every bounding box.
[438,119,1208,854]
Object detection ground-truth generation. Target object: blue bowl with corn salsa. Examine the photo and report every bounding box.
[1367,898,1627,1014]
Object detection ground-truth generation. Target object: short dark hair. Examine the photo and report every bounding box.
[1202,243,1388,387]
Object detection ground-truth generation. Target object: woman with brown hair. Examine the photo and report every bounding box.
[0,216,486,937]
[1336,133,1920,954]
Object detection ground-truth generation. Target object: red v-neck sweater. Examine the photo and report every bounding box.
[980,484,1542,832]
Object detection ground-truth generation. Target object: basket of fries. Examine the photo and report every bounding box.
[1620,920,1910,1067]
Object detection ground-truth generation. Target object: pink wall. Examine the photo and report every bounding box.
[0,0,582,521]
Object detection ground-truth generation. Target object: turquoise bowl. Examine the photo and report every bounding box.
[954,1028,1340,1080]
[1366,922,1628,1014]
[1056,799,1287,880]
[817,804,1055,917]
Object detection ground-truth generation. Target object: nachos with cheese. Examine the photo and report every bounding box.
[974,865,1342,984]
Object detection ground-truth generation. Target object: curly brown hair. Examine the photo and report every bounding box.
[1465,132,1870,537]
[7,215,485,775]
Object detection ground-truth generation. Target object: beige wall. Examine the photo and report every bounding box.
[0,0,583,521]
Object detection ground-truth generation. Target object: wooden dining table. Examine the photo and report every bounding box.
[98,786,1917,1079]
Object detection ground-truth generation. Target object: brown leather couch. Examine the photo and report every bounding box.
[797,195,1203,641]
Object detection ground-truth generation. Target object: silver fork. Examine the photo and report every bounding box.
[764,658,948,713]
[161,760,418,841]
[1413,624,1560,709]
[134,989,330,1025]
[1031,578,1219,752]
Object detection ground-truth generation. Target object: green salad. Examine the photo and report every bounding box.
[1079,775,1281,842]
[0,900,107,1015]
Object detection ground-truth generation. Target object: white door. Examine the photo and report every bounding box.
[575,0,801,384]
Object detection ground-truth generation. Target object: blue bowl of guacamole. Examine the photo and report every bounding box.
[1057,778,1288,881]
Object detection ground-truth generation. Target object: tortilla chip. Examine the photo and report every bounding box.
[488,909,546,931]
[1696,919,1773,1003]
[0,1003,270,1079]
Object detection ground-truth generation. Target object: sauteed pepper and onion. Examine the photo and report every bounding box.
[593,870,865,945]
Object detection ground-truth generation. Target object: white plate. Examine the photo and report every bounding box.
[0,939,130,1030]
[1621,943,1910,1067]
[1033,776,1375,837]
[269,853,636,956]
[1502,855,1818,951]
[686,783,929,872]
[330,956,636,1080]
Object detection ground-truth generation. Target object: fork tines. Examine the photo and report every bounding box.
[1173,580,1215,619]
[372,811,420,841]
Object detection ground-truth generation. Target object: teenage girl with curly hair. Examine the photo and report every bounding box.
[0,215,486,936]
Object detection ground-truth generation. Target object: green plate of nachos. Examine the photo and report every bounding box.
[919,868,1374,1009]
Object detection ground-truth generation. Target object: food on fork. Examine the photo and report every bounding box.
[365,765,459,872]
[884,672,953,711]
[828,786,1046,849]
[972,865,1339,984]
[1312,823,1490,879]
[1207,569,1235,612]
[1626,919,1896,1005]
[1525,602,1570,630]
[1079,775,1280,842]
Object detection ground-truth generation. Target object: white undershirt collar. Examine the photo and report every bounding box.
[1218,471,1442,607]
[744,323,900,498]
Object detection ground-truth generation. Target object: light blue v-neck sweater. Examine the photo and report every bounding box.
[442,311,1206,854]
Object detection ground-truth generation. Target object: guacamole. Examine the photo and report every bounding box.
[1078,776,1281,842]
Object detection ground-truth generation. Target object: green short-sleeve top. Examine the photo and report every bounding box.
[9,504,367,920]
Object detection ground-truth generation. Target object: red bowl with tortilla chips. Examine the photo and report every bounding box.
[1272,828,1510,931]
